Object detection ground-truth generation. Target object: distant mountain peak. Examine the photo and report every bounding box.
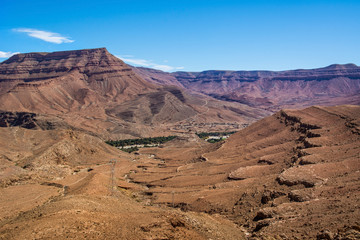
[0,47,130,81]
[323,63,358,70]
[3,47,112,64]
[0,47,156,104]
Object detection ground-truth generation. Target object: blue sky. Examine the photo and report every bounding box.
[1,0,359,72]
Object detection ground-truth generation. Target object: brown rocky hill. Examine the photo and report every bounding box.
[0,105,358,239]
[0,126,121,189]
[0,48,162,117]
[129,105,360,239]
[132,66,184,87]
[0,116,246,239]
[171,64,360,110]
[0,48,269,138]
[0,48,156,103]
[136,64,360,110]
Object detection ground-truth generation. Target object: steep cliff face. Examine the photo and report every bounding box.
[171,64,360,109]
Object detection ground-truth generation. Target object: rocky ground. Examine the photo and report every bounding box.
[0,105,359,239]
[130,105,360,239]
[0,126,245,239]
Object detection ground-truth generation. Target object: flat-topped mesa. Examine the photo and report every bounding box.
[0,48,158,115]
[0,48,132,82]
[322,63,359,70]
[169,63,360,108]
[173,63,360,84]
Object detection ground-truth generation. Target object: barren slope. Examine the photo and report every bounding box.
[1,105,359,239]
[170,64,360,110]
[130,105,360,239]
[0,49,269,138]
[0,48,156,110]
[0,121,245,239]
[132,66,184,87]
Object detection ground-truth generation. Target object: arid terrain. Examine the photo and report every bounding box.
[0,48,359,239]
[0,124,247,239]
[131,105,360,239]
[0,48,269,139]
[137,64,360,111]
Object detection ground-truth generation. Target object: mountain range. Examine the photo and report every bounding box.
[0,48,269,138]
[0,48,359,239]
[137,63,360,110]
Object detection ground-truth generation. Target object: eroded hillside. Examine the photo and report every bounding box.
[0,49,359,239]
[171,64,360,110]
[0,48,269,138]
[137,64,360,110]
[129,105,360,239]
[0,105,359,239]
[0,118,246,239]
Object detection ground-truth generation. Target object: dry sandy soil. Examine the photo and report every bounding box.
[0,105,359,239]
[0,127,246,239]
[131,105,360,239]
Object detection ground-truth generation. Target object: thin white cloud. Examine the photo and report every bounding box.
[0,51,19,58]
[117,56,184,72]
[13,28,74,44]
[120,57,152,67]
